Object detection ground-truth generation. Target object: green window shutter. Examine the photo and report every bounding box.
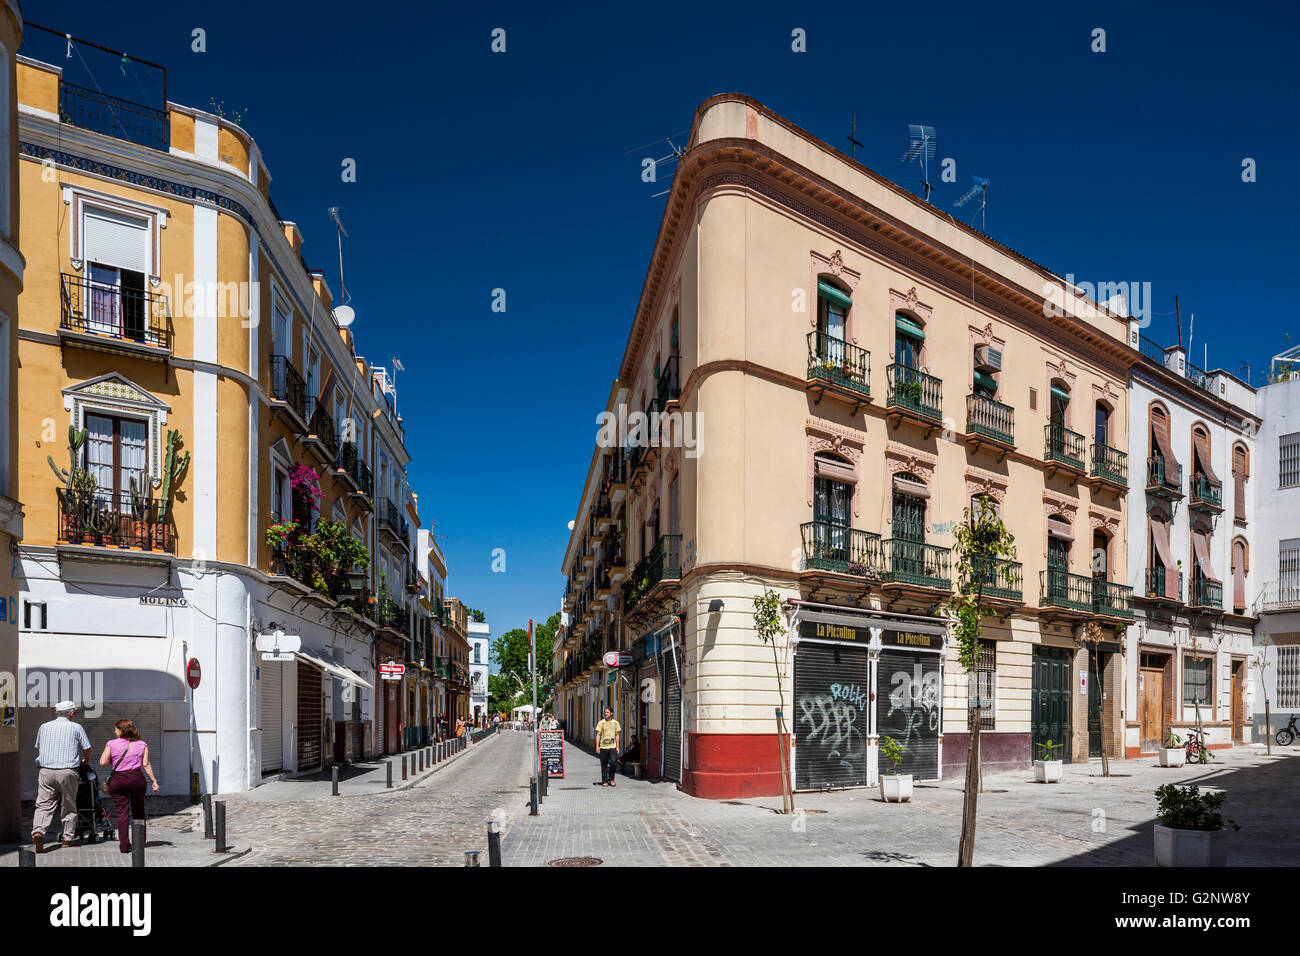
[817,281,853,309]
[895,314,926,339]
[973,370,998,392]
[1051,385,1071,405]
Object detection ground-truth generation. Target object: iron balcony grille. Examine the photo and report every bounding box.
[57,488,173,552]
[966,393,1015,446]
[1090,443,1128,484]
[1044,424,1086,471]
[1147,455,1182,494]
[379,602,411,633]
[657,355,682,407]
[1092,578,1134,620]
[808,332,871,397]
[882,538,952,590]
[1190,473,1223,509]
[306,403,337,462]
[1146,566,1184,602]
[270,355,308,424]
[885,364,942,420]
[800,521,882,576]
[622,534,682,610]
[380,500,410,544]
[59,81,169,152]
[1040,568,1093,613]
[965,556,1023,602]
[60,273,173,351]
[335,441,373,498]
[1189,576,1223,610]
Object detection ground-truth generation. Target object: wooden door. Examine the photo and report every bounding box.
[1139,667,1164,753]
[1231,661,1244,743]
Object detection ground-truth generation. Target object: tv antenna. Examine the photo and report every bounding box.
[954,176,990,231]
[846,112,865,161]
[390,356,404,418]
[901,124,937,202]
[328,206,351,322]
[626,128,690,199]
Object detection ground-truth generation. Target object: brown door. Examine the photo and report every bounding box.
[296,661,322,771]
[385,683,399,754]
[1139,667,1164,753]
[1231,661,1244,743]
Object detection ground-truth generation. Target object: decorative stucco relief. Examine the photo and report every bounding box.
[806,417,865,515]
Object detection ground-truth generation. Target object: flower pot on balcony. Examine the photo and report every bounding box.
[879,774,913,803]
[1033,759,1064,783]
[1159,747,1186,768]
[1154,825,1227,867]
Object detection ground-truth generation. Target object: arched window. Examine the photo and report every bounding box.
[816,278,852,368]
[1232,442,1250,524]
[1191,424,1220,500]
[1148,403,1179,489]
[1049,380,1070,428]
[1094,402,1112,447]
[1092,529,1110,580]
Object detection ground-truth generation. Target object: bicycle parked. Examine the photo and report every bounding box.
[1184,728,1215,764]
[1276,715,1300,747]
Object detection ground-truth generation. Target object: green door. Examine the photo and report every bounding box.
[1032,646,1073,764]
[891,491,927,579]
[1087,650,1109,758]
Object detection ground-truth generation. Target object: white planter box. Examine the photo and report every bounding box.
[1154,825,1227,867]
[1033,759,1064,783]
[1158,747,1186,768]
[880,774,913,803]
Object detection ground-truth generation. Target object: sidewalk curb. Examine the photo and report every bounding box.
[397,731,502,792]
[210,844,253,867]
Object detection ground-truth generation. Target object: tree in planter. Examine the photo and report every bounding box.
[1251,638,1272,756]
[753,588,793,815]
[1080,621,1121,777]
[1154,784,1240,832]
[944,496,1017,867]
[879,735,904,776]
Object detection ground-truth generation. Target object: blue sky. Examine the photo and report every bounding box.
[24,0,1300,641]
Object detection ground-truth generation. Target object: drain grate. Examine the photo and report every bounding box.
[547,856,603,867]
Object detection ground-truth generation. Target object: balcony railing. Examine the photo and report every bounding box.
[1092,578,1134,620]
[60,81,169,151]
[882,539,952,590]
[57,488,173,552]
[1190,473,1223,510]
[602,451,628,492]
[966,393,1015,446]
[807,332,871,398]
[966,556,1023,602]
[1146,456,1182,496]
[1261,578,1300,612]
[336,441,373,498]
[1189,576,1223,610]
[60,273,173,351]
[657,355,682,407]
[1040,568,1094,613]
[270,355,308,425]
[800,521,883,576]
[1044,424,1086,472]
[305,403,337,463]
[1090,443,1128,485]
[378,601,411,634]
[379,500,410,546]
[1145,566,1184,603]
[623,534,682,610]
[886,364,942,421]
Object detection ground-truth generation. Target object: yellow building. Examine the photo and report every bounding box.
[13,30,428,795]
[557,95,1136,798]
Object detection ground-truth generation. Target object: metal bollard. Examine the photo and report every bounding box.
[402,755,408,781]
[386,759,393,788]
[332,765,339,796]
[214,800,227,853]
[487,820,502,867]
[529,778,538,816]
[427,746,432,766]
[19,848,35,868]
[202,793,213,839]
[540,770,548,800]
[464,850,481,867]
[418,750,424,772]
[131,822,145,867]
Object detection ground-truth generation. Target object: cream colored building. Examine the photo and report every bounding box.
[557,95,1138,798]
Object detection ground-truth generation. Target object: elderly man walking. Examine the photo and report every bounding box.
[32,700,92,852]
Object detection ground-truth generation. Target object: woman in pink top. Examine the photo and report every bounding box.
[98,719,159,853]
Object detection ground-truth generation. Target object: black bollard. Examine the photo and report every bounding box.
[202,793,213,839]
[131,823,145,868]
[214,800,227,853]
[487,823,502,867]
[332,765,339,796]
[19,848,35,868]
[529,778,538,816]
[386,759,393,789]
[464,850,481,867]
[402,755,407,781]
[418,750,424,772]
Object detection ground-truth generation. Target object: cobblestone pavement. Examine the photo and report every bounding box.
[226,730,533,866]
[502,743,1300,867]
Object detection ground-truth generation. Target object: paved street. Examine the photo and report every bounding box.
[503,742,1300,867]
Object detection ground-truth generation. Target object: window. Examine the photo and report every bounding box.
[813,453,853,561]
[1280,433,1300,488]
[1183,655,1212,706]
[23,600,48,631]
[1232,443,1249,523]
[817,280,850,366]
[895,313,924,372]
[1094,404,1110,447]
[968,639,995,730]
[1049,381,1070,428]
[85,413,148,506]
[1278,646,1300,710]
[1280,539,1300,606]
[474,645,481,664]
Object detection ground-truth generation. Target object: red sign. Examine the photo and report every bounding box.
[379,662,405,676]
[186,658,201,690]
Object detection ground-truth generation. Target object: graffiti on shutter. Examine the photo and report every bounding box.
[877,649,941,779]
[794,642,870,789]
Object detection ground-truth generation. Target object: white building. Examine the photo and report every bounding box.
[418,527,448,729]
[1122,322,1258,757]
[467,619,491,723]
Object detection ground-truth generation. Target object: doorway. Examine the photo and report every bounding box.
[1231,659,1245,744]
[1032,646,1073,763]
[1138,651,1168,753]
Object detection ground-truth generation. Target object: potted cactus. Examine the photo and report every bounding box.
[1154,784,1239,867]
[1033,739,1065,783]
[1159,731,1186,768]
[878,735,912,803]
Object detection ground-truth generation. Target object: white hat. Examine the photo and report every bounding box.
[55,700,76,712]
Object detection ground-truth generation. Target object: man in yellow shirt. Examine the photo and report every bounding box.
[595,707,621,787]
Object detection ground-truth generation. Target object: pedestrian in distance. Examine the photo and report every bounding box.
[31,700,92,852]
[99,718,159,854]
[596,707,621,787]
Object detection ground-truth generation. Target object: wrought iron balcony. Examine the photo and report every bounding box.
[965,556,1023,602]
[1146,456,1182,498]
[622,534,682,610]
[1145,566,1184,603]
[807,332,871,398]
[966,393,1015,447]
[270,355,309,428]
[60,81,169,151]
[1044,424,1086,473]
[800,521,883,576]
[335,440,373,500]
[1189,576,1223,611]
[59,273,173,353]
[882,539,952,590]
[57,488,173,553]
[378,601,411,634]
[885,364,942,421]
[1092,578,1134,620]
[1090,443,1128,486]
[602,450,628,493]
[1261,578,1300,612]
[1189,473,1223,511]
[379,500,410,549]
[657,355,682,408]
[1040,568,1093,613]
[304,402,337,465]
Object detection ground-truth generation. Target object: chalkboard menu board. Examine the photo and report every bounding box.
[538,729,565,778]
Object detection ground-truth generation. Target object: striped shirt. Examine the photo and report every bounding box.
[34,716,91,769]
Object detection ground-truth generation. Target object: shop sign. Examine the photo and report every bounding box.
[799,619,868,642]
[880,628,944,650]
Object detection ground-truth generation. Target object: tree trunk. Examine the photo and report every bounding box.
[1095,645,1110,778]
[958,706,980,866]
[775,709,792,814]
[1266,698,1272,756]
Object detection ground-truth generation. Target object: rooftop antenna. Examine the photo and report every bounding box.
[390,356,404,418]
[846,112,865,161]
[953,175,990,232]
[327,206,355,328]
[1175,295,1182,348]
[626,128,690,199]
[901,124,937,202]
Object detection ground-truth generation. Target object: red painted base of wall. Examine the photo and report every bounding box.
[647,730,662,779]
[680,732,787,799]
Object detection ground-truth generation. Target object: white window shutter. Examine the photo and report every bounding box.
[83,208,150,274]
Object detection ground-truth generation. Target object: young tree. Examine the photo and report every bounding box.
[1079,621,1118,777]
[945,498,1016,867]
[753,588,794,815]
[1251,637,1273,755]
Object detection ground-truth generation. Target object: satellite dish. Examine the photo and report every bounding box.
[567,520,575,531]
[334,305,355,328]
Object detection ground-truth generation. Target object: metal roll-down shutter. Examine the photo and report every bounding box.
[794,642,871,789]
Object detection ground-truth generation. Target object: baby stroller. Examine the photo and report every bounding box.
[73,764,116,844]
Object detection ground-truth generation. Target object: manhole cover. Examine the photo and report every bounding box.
[547,856,603,867]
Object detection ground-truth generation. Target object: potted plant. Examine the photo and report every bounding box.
[1159,731,1186,768]
[878,735,912,803]
[1033,739,1064,783]
[1154,784,1239,867]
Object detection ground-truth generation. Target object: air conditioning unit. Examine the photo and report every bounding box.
[974,345,1003,373]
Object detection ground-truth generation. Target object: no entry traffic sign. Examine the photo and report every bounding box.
[186,657,201,690]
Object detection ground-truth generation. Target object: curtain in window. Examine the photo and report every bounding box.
[85,414,115,505]
[120,420,147,500]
